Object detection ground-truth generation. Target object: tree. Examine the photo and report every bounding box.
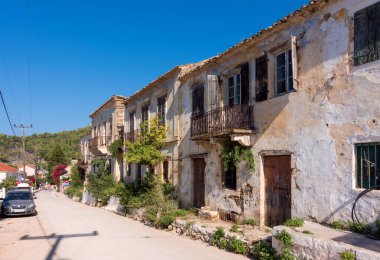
[124,117,166,173]
[47,143,67,173]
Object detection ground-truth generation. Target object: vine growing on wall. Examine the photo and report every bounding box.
[221,140,255,173]
[107,139,124,157]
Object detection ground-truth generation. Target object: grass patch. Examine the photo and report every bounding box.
[274,230,293,248]
[284,218,304,227]
[340,250,355,260]
[330,220,345,230]
[243,219,256,227]
[230,224,240,233]
[252,241,275,260]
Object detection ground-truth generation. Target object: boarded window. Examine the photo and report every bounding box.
[228,74,241,106]
[223,161,237,190]
[157,96,166,125]
[354,2,380,66]
[255,55,268,102]
[240,63,250,105]
[356,143,380,189]
[192,84,204,115]
[276,50,293,95]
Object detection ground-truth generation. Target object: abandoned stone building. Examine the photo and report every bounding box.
[87,95,127,181]
[82,0,380,227]
[176,0,380,227]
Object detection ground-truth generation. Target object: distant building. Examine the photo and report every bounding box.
[0,163,18,182]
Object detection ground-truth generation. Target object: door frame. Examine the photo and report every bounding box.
[192,157,206,208]
[260,151,294,227]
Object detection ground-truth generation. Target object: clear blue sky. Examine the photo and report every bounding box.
[0,0,309,136]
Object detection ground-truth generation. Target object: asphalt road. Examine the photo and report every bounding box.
[0,190,246,260]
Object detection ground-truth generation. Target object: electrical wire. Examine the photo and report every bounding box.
[25,0,33,126]
[0,89,16,135]
[351,185,380,240]
[0,42,21,123]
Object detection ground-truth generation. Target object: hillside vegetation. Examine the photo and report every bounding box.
[0,126,91,165]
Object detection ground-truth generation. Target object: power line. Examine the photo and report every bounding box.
[25,0,33,125]
[0,89,16,135]
[0,42,22,123]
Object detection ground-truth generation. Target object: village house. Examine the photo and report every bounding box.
[175,0,380,227]
[122,65,196,184]
[0,162,18,182]
[81,0,380,229]
[88,95,127,181]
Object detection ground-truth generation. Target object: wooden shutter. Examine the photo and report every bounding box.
[354,2,380,66]
[240,63,250,105]
[207,75,219,111]
[255,55,268,102]
[291,35,298,90]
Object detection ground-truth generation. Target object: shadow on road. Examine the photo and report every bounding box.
[20,231,98,260]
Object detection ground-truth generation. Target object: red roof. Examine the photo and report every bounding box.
[0,163,17,172]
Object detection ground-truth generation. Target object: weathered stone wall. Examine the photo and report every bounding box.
[178,0,380,225]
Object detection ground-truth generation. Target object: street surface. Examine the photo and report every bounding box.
[0,191,245,260]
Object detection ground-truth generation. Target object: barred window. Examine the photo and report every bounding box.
[356,143,380,189]
[354,2,380,66]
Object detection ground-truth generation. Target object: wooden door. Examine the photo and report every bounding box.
[264,155,291,227]
[193,159,205,208]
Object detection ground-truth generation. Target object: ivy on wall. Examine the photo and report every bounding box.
[221,140,255,173]
[107,139,124,157]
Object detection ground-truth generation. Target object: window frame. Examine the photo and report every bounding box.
[157,96,166,126]
[222,160,237,190]
[275,49,294,96]
[355,142,380,189]
[227,73,241,106]
[192,84,205,116]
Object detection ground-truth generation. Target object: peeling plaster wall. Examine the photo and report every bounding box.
[178,0,380,225]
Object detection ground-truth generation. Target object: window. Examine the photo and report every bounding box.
[223,161,237,190]
[141,105,149,131]
[127,163,132,177]
[192,84,204,115]
[129,112,135,132]
[157,96,166,125]
[228,74,241,106]
[255,55,268,102]
[354,2,380,66]
[275,50,293,95]
[163,160,169,182]
[356,143,380,189]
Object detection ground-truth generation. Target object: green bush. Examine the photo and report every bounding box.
[159,214,175,228]
[230,224,240,233]
[284,218,304,227]
[252,241,275,260]
[64,186,83,199]
[330,220,345,230]
[243,219,256,227]
[280,248,296,260]
[347,221,367,234]
[211,227,226,248]
[228,236,247,255]
[274,230,293,248]
[340,250,355,260]
[175,209,187,217]
[218,238,228,250]
[0,177,16,191]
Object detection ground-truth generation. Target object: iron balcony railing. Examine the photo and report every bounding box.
[190,104,254,138]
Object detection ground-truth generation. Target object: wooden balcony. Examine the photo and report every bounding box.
[190,104,254,139]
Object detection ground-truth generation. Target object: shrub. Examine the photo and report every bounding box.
[340,250,355,260]
[230,224,240,233]
[252,241,275,260]
[284,218,304,227]
[159,214,175,228]
[64,186,83,199]
[330,220,345,230]
[228,236,247,255]
[243,219,256,227]
[175,209,187,217]
[185,221,192,230]
[281,248,296,260]
[211,227,226,248]
[0,176,16,191]
[347,221,367,234]
[274,230,293,248]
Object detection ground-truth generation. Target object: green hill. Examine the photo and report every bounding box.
[0,126,91,165]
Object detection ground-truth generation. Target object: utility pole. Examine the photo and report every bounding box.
[14,124,33,182]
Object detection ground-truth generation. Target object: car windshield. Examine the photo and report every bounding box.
[6,192,32,200]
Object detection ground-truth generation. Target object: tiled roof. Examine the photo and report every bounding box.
[89,95,127,118]
[179,0,325,82]
[0,163,17,172]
